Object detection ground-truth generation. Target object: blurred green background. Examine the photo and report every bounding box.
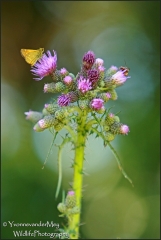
[1,1,160,239]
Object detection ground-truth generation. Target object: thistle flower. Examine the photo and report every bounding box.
[98,65,105,73]
[78,76,92,93]
[91,98,104,110]
[95,58,104,67]
[57,94,71,107]
[111,70,130,86]
[120,124,130,135]
[82,50,95,70]
[31,50,57,80]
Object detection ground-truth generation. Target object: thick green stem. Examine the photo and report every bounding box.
[68,112,87,239]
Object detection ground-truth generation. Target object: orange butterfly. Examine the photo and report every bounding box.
[20,48,44,66]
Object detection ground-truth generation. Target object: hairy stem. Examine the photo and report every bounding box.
[68,112,87,239]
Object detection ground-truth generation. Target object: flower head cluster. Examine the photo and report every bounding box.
[25,49,130,137]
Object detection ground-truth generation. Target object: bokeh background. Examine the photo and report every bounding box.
[1,1,160,239]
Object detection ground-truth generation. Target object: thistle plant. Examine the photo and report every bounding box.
[24,49,133,239]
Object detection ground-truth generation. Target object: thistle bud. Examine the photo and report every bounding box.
[55,82,66,92]
[57,203,67,213]
[55,109,67,120]
[60,68,69,77]
[65,191,76,209]
[99,92,111,102]
[42,108,50,116]
[82,51,95,70]
[33,115,55,132]
[68,91,79,103]
[104,132,115,142]
[114,116,120,122]
[103,125,110,132]
[79,99,90,111]
[54,123,64,132]
[44,103,58,114]
[44,82,56,93]
[109,89,118,100]
[51,69,61,82]
[63,75,73,86]
[104,113,115,125]
[120,124,130,135]
[96,106,105,114]
[68,206,80,215]
[25,110,43,123]
[110,122,122,135]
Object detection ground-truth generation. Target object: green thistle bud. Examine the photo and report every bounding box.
[55,82,66,92]
[86,90,97,100]
[33,115,56,132]
[114,116,120,123]
[55,109,67,120]
[109,89,118,100]
[104,131,115,142]
[79,100,90,111]
[51,69,61,82]
[96,106,105,114]
[98,80,105,87]
[42,108,50,116]
[65,191,76,209]
[44,82,56,93]
[104,113,115,125]
[54,123,64,131]
[68,206,80,215]
[33,122,45,132]
[110,122,122,135]
[25,110,43,123]
[103,125,110,132]
[57,203,67,213]
[45,103,58,114]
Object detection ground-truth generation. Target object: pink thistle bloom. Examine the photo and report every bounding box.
[67,191,75,196]
[63,75,73,85]
[91,98,104,110]
[111,70,130,86]
[110,65,118,72]
[82,50,95,70]
[60,68,68,76]
[120,124,130,135]
[31,50,57,80]
[57,94,71,107]
[95,58,104,66]
[98,65,105,73]
[106,92,111,99]
[78,76,92,93]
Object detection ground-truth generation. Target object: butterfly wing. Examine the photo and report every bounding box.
[20,48,44,66]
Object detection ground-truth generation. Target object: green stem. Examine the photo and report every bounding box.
[68,112,87,239]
